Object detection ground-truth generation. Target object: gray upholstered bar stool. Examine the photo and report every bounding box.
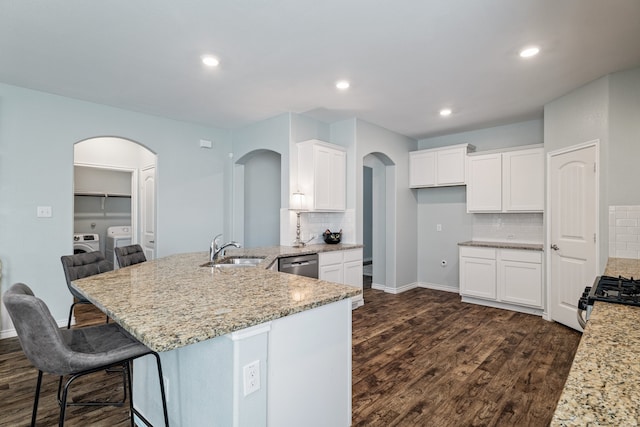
[60,251,113,328]
[2,283,169,427]
[114,244,147,268]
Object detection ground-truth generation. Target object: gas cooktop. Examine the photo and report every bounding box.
[587,275,640,307]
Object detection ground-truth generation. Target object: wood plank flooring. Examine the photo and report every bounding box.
[0,286,581,426]
[352,287,581,426]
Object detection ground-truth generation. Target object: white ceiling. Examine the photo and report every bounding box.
[1,0,639,140]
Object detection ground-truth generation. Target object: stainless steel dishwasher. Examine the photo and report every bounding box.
[278,253,318,278]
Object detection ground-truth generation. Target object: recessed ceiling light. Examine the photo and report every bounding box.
[439,108,452,117]
[201,55,220,67]
[519,46,540,58]
[336,80,350,90]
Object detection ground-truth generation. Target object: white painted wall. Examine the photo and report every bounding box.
[0,83,231,334]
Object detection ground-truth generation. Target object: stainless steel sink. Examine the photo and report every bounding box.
[200,257,265,268]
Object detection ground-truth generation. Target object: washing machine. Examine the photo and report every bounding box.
[73,233,100,254]
[106,226,132,268]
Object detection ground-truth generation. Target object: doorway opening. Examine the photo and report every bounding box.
[363,152,396,291]
[73,137,157,261]
[234,149,282,247]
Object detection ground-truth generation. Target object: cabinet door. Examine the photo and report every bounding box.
[344,261,363,289]
[503,148,544,212]
[311,144,346,211]
[319,263,343,284]
[460,255,496,299]
[409,150,436,188]
[499,260,542,308]
[466,154,502,212]
[437,147,466,185]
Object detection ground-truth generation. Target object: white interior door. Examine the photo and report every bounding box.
[141,165,156,260]
[549,143,597,331]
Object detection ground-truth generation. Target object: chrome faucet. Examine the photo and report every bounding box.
[210,234,241,262]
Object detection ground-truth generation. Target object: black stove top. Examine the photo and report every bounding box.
[586,275,640,307]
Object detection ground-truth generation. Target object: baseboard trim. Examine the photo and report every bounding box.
[417,282,459,293]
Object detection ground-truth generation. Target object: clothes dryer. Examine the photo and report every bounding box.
[106,226,132,268]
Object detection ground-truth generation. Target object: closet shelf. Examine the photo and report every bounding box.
[74,192,131,198]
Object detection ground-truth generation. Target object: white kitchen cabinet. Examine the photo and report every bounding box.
[298,140,346,211]
[409,143,475,188]
[498,249,542,308]
[466,145,543,213]
[459,246,543,314]
[502,148,544,212]
[459,247,497,299]
[319,248,363,309]
[466,153,502,211]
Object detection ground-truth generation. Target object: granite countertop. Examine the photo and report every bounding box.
[458,240,544,251]
[71,245,362,353]
[223,243,363,270]
[551,257,640,425]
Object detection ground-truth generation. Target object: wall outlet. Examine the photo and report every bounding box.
[243,360,260,396]
[436,224,442,232]
[36,206,52,218]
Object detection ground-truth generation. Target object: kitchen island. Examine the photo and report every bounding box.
[71,249,361,427]
[551,258,640,425]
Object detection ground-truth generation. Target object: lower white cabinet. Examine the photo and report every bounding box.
[459,246,543,314]
[459,247,497,299]
[319,248,364,309]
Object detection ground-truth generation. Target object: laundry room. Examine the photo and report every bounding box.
[73,165,132,259]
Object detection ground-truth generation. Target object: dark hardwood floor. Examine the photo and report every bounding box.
[1,285,581,426]
[352,287,582,426]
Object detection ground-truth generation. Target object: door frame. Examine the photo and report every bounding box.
[545,139,600,322]
[73,162,139,246]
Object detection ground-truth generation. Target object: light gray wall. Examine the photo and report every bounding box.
[0,83,231,332]
[244,150,281,247]
[416,120,544,289]
[347,118,418,290]
[544,75,610,269]
[362,166,373,261]
[609,67,640,205]
[544,65,640,268]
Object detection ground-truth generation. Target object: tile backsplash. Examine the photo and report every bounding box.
[609,206,640,259]
[300,209,355,245]
[472,213,543,243]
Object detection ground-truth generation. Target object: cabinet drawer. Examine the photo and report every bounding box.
[319,251,343,266]
[459,246,495,259]
[343,248,362,263]
[500,249,542,264]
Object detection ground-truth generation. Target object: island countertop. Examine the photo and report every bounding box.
[71,248,362,353]
[551,257,640,425]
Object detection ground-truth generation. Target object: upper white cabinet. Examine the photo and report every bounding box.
[409,143,475,188]
[298,140,346,211]
[466,145,544,213]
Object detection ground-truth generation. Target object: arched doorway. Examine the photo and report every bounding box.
[234,149,282,247]
[363,152,396,290]
[73,137,157,261]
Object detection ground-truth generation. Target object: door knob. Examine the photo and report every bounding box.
[550,244,559,251]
